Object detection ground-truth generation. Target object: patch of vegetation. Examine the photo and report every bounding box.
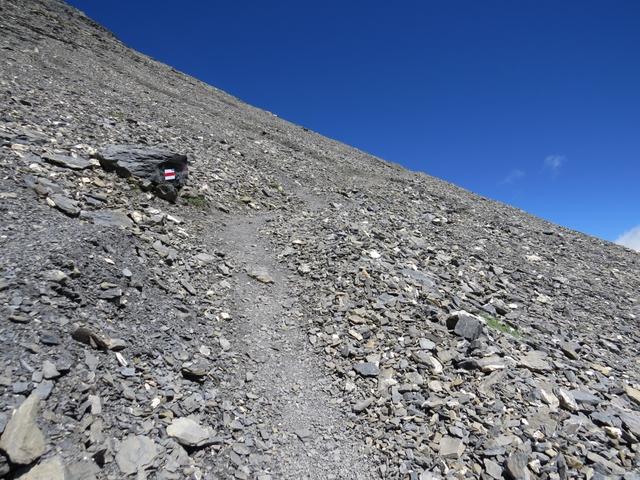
[481,313,522,338]
[184,194,208,208]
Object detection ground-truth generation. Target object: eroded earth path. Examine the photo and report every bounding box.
[211,212,377,479]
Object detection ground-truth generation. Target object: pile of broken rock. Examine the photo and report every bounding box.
[1,1,640,479]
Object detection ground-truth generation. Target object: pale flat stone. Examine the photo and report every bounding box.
[167,417,212,447]
[0,394,45,465]
[115,435,158,475]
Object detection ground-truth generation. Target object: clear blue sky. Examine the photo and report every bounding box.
[67,0,640,245]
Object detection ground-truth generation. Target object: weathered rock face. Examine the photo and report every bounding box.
[1,0,640,479]
[97,144,188,201]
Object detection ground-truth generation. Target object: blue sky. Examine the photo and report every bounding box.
[67,0,640,248]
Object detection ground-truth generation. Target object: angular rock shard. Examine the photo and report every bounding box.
[446,310,485,341]
[0,393,45,465]
[115,435,158,475]
[17,455,69,480]
[166,417,213,448]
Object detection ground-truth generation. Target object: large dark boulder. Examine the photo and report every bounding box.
[97,145,188,202]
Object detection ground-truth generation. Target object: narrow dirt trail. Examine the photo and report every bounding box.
[213,212,378,479]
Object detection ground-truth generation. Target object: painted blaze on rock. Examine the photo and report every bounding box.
[97,144,188,202]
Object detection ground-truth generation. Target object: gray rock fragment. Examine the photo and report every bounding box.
[48,194,80,217]
[167,417,213,448]
[446,310,485,341]
[115,435,158,475]
[518,350,551,372]
[79,210,133,228]
[248,268,274,284]
[0,393,45,465]
[439,436,465,459]
[505,452,530,480]
[353,362,379,377]
[42,152,91,170]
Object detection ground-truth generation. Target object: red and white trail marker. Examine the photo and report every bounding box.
[164,168,176,181]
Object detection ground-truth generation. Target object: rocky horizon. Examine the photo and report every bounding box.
[1,1,639,479]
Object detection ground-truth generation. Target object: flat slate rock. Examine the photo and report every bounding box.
[166,417,213,448]
[48,194,80,217]
[79,210,133,227]
[42,152,91,170]
[446,310,485,341]
[115,435,158,475]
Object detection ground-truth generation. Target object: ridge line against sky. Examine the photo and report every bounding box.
[66,0,640,250]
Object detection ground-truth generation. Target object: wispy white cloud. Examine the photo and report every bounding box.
[501,169,525,184]
[544,154,565,175]
[616,225,640,252]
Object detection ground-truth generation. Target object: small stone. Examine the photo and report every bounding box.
[41,270,69,284]
[81,210,133,228]
[88,395,102,415]
[33,381,54,401]
[518,350,551,372]
[195,253,215,264]
[625,385,640,405]
[0,393,45,465]
[39,333,61,346]
[294,427,313,442]
[556,388,578,411]
[42,152,91,170]
[353,362,379,377]
[13,382,30,394]
[353,398,374,413]
[9,314,31,324]
[67,460,99,480]
[439,436,465,459]
[71,326,109,350]
[505,452,531,480]
[484,458,503,479]
[219,337,231,351]
[106,338,127,351]
[42,360,60,380]
[539,387,559,410]
[446,311,485,341]
[98,287,123,300]
[49,194,80,217]
[167,417,213,447]
[419,338,436,350]
[0,452,8,477]
[181,362,208,382]
[115,435,158,475]
[248,268,274,284]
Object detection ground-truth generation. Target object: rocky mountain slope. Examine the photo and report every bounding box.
[1,1,639,479]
